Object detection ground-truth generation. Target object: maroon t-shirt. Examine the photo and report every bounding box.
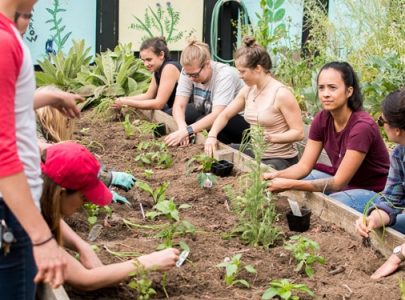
[309,110,389,191]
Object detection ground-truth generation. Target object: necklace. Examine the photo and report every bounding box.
[252,77,272,102]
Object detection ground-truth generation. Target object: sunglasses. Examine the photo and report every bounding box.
[377,115,388,127]
[182,63,205,79]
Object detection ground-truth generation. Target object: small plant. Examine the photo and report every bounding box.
[284,235,325,277]
[128,260,156,300]
[187,153,217,173]
[122,114,135,138]
[136,181,169,203]
[146,198,191,222]
[262,279,314,300]
[154,220,195,250]
[83,203,112,228]
[135,140,173,168]
[216,254,256,288]
[143,169,154,179]
[196,172,217,188]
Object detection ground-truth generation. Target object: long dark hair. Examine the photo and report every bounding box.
[317,61,363,111]
[381,88,405,130]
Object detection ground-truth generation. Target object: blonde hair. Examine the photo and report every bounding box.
[36,87,76,143]
[180,38,211,67]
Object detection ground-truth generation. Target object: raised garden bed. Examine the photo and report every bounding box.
[57,109,403,300]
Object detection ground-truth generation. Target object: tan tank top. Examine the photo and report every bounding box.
[244,85,298,159]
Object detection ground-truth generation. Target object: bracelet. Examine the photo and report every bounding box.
[32,235,54,247]
[207,135,217,139]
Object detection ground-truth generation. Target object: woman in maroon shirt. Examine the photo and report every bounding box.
[264,61,389,212]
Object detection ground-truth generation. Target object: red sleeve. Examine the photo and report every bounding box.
[347,119,376,154]
[308,111,324,142]
[0,26,24,177]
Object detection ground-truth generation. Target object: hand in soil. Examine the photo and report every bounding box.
[137,248,180,271]
[370,254,402,279]
[111,171,136,191]
[111,191,131,205]
[355,216,375,238]
[165,129,189,147]
[204,136,217,157]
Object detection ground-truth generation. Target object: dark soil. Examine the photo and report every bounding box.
[65,110,402,300]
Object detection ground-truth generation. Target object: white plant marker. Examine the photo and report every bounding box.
[287,198,302,216]
[139,203,145,219]
[176,250,190,267]
[88,224,103,242]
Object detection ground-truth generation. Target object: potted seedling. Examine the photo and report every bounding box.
[153,122,166,138]
[286,199,311,232]
[211,159,234,177]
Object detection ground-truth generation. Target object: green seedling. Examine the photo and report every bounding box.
[136,121,160,136]
[284,235,325,277]
[154,220,195,250]
[143,169,154,179]
[187,153,217,173]
[136,181,169,203]
[103,244,141,258]
[262,278,314,300]
[216,254,256,288]
[83,203,112,228]
[146,198,191,222]
[197,172,217,188]
[128,260,156,300]
[122,114,135,138]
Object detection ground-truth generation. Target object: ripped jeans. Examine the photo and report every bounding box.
[303,170,377,213]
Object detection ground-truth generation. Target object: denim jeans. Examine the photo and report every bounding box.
[0,198,37,300]
[303,170,377,213]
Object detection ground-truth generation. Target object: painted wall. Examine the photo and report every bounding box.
[25,0,97,64]
[119,0,204,51]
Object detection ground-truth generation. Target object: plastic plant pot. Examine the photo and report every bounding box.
[211,159,234,177]
[286,208,311,232]
[153,123,167,138]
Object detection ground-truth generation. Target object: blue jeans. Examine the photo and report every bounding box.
[303,170,377,213]
[0,199,37,300]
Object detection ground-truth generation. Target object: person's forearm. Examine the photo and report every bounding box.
[172,103,187,129]
[120,98,165,110]
[268,128,304,144]
[33,90,62,109]
[60,219,88,252]
[0,172,53,244]
[275,163,310,180]
[368,209,390,228]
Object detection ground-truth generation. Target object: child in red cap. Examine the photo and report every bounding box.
[40,142,179,290]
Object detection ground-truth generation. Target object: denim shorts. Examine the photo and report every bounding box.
[0,198,37,300]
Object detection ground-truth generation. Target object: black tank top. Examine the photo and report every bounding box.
[154,59,182,108]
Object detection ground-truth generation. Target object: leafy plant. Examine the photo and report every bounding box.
[83,203,112,228]
[136,181,169,204]
[216,254,256,288]
[146,199,191,222]
[196,172,217,188]
[143,169,154,179]
[284,235,325,277]
[226,125,282,248]
[128,261,156,300]
[122,114,135,138]
[262,279,314,300]
[154,220,195,250]
[36,39,92,90]
[187,153,217,173]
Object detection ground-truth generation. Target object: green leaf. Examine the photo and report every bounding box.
[233,279,250,288]
[273,8,285,22]
[128,280,138,289]
[178,241,190,252]
[88,216,97,225]
[245,265,257,273]
[266,0,273,8]
[145,211,160,220]
[274,0,285,9]
[262,288,278,300]
[226,264,238,277]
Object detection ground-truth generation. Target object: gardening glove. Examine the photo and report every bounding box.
[111,171,136,192]
[111,191,131,205]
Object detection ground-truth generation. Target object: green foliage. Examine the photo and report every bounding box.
[216,254,256,288]
[143,169,154,179]
[400,278,405,300]
[36,40,92,90]
[45,0,72,51]
[83,203,112,228]
[154,220,195,250]
[284,235,325,277]
[196,172,217,189]
[122,114,135,138]
[227,126,282,248]
[262,279,314,300]
[135,140,173,169]
[129,2,193,44]
[128,262,156,300]
[136,181,169,204]
[187,154,217,173]
[136,121,161,137]
[146,199,191,222]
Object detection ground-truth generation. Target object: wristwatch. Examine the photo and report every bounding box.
[186,125,194,136]
[393,245,405,261]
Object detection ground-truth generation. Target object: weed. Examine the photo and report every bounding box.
[216,254,256,288]
[284,235,325,277]
[262,278,314,300]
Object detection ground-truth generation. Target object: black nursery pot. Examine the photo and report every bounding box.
[153,123,167,138]
[286,208,311,232]
[211,160,234,177]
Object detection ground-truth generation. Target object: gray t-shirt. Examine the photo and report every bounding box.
[176,61,244,115]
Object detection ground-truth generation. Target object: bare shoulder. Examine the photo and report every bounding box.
[274,85,297,107]
[161,63,181,77]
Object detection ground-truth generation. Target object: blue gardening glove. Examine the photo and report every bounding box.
[111,171,136,192]
[112,191,131,205]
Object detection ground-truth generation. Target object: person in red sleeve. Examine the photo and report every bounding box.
[0,1,79,298]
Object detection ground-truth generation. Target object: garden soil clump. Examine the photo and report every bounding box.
[65,111,401,300]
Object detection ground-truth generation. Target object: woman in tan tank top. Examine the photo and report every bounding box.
[204,36,304,170]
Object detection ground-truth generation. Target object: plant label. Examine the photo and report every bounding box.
[176,250,190,267]
[87,224,103,242]
[288,198,302,217]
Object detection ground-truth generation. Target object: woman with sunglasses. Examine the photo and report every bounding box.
[354,88,405,279]
[165,38,250,146]
[204,36,304,170]
[112,37,181,112]
[40,142,179,291]
[264,61,389,212]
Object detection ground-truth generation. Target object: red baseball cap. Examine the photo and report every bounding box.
[41,142,112,206]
